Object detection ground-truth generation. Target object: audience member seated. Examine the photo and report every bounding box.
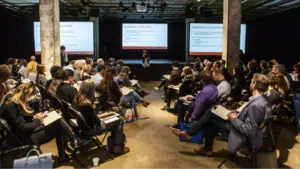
[272,64,291,91]
[100,67,150,117]
[245,60,257,83]
[26,56,37,77]
[0,83,74,163]
[162,66,195,110]
[154,62,181,91]
[266,72,283,106]
[63,60,75,72]
[171,70,218,128]
[74,80,130,154]
[116,66,149,97]
[92,65,106,86]
[172,74,271,156]
[193,62,202,82]
[36,64,47,88]
[18,59,28,79]
[93,58,105,73]
[74,60,84,82]
[115,60,124,74]
[80,64,92,81]
[212,69,231,102]
[48,67,64,95]
[260,60,270,75]
[220,59,232,81]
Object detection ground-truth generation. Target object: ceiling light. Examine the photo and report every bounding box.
[197,0,201,2]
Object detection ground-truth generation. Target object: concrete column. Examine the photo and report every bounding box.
[222,0,241,73]
[39,0,60,75]
[90,17,99,60]
[186,18,195,62]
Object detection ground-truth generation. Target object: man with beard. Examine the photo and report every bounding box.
[172,74,271,156]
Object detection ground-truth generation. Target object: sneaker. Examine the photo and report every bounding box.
[154,86,160,91]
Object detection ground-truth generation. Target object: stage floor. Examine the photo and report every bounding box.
[123,59,172,64]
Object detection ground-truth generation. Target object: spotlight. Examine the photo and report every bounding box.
[132,1,136,8]
[141,1,145,6]
[119,1,124,7]
[197,0,201,2]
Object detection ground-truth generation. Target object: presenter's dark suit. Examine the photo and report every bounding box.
[204,94,271,153]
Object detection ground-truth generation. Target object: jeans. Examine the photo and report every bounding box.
[102,116,126,145]
[175,100,195,125]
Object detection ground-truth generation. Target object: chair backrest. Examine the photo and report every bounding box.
[61,100,91,130]
[0,118,25,146]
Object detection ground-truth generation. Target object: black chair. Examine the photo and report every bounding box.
[0,118,41,167]
[60,100,113,168]
[217,116,277,168]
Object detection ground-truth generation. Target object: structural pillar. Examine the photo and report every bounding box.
[222,0,241,73]
[185,18,195,62]
[39,0,60,75]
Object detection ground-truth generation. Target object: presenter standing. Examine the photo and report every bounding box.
[142,49,150,68]
[60,45,68,66]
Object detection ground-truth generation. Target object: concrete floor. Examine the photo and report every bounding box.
[12,81,300,168]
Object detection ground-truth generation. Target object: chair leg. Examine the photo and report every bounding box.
[101,132,108,144]
[218,155,229,168]
[269,123,276,150]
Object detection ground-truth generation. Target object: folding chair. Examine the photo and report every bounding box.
[217,117,276,169]
[0,118,41,167]
[60,100,114,168]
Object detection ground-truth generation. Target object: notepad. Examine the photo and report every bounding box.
[211,105,230,120]
[42,111,61,126]
[120,87,134,95]
[163,75,170,80]
[179,95,195,105]
[98,112,120,124]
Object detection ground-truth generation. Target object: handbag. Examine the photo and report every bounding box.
[123,108,136,122]
[13,149,53,169]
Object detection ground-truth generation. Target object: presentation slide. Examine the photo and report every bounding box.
[189,23,246,56]
[122,23,168,50]
[34,22,94,55]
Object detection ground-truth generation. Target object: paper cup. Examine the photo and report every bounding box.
[93,157,100,167]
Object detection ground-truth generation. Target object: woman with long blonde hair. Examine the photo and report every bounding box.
[0,82,70,163]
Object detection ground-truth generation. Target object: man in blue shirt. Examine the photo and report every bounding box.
[172,70,218,128]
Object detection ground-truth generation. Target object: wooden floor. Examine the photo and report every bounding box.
[3,81,300,168]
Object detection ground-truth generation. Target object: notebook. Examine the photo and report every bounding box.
[42,111,62,126]
[120,87,134,95]
[163,75,170,80]
[98,112,120,124]
[211,105,230,120]
[179,95,195,105]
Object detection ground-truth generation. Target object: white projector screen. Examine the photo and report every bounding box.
[189,23,246,56]
[34,22,94,55]
[122,23,168,50]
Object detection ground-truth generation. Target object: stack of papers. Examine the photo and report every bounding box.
[98,112,120,124]
[42,111,62,126]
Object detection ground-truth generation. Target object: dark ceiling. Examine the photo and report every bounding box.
[0,0,300,22]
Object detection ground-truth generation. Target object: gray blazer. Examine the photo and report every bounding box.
[228,94,271,153]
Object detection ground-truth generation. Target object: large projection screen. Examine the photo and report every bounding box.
[34,22,94,55]
[122,23,168,50]
[189,23,246,56]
